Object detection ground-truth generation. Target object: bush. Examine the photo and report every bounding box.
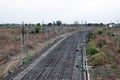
[96,30,103,35]
[21,29,27,34]
[9,36,20,42]
[35,26,40,33]
[89,52,107,67]
[97,39,106,48]
[102,45,107,52]
[87,41,98,55]
[0,75,3,79]
[115,37,120,43]
[23,55,32,64]
[97,76,103,80]
[110,62,117,68]
[87,32,94,42]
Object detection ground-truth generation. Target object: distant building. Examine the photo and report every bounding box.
[108,23,116,28]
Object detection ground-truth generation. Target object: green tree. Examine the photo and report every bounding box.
[56,20,62,26]
[47,23,52,26]
[37,23,40,26]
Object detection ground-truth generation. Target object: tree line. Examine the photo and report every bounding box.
[0,20,119,27]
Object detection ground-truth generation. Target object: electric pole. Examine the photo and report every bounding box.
[22,22,24,45]
[26,25,29,58]
[20,23,23,65]
[41,21,44,43]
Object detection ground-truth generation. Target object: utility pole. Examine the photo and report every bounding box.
[22,22,24,45]
[26,25,29,58]
[20,23,23,65]
[46,26,48,41]
[49,26,51,40]
[61,24,62,35]
[41,21,44,42]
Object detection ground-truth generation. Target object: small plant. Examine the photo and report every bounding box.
[0,75,3,79]
[21,29,27,34]
[102,45,107,52]
[96,30,103,35]
[9,36,20,42]
[115,37,120,43]
[97,76,103,80]
[110,62,117,68]
[35,26,41,33]
[97,39,106,48]
[115,37,120,47]
[87,41,98,55]
[22,55,32,64]
[88,52,107,67]
[87,31,94,42]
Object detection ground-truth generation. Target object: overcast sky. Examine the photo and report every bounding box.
[0,0,119,24]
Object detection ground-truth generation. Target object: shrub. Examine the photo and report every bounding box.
[102,45,107,52]
[0,75,3,79]
[35,26,40,33]
[21,29,27,34]
[96,30,103,35]
[23,55,32,64]
[97,39,106,48]
[97,76,103,80]
[9,36,20,42]
[104,52,114,64]
[110,62,117,68]
[87,41,98,55]
[115,37,120,43]
[88,52,107,67]
[87,32,94,42]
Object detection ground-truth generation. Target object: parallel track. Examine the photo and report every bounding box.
[34,34,76,80]
[19,31,85,80]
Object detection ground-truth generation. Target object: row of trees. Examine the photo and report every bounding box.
[0,21,62,27]
[1,20,120,27]
[37,20,62,27]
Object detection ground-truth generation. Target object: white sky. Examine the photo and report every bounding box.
[0,0,120,24]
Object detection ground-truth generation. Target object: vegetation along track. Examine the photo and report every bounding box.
[14,31,84,80]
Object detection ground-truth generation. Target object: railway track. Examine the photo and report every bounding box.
[20,34,73,80]
[20,32,80,80]
[43,33,78,80]
[9,30,89,80]
[33,38,70,80]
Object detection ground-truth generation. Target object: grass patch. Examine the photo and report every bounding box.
[22,55,32,64]
[9,36,20,42]
[87,31,94,42]
[0,75,3,80]
[89,52,107,67]
[96,29,104,35]
[115,37,120,42]
[87,41,98,55]
[97,39,106,48]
